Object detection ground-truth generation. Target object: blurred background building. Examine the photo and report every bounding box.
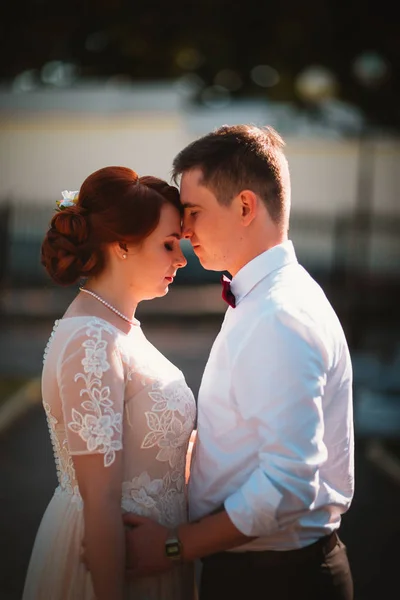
[0,2,400,598]
[1,0,399,452]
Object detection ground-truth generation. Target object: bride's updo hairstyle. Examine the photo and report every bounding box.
[41,166,181,286]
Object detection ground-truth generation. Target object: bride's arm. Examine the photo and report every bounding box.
[59,327,126,598]
[74,453,125,600]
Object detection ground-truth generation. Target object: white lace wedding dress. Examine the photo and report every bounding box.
[22,316,197,600]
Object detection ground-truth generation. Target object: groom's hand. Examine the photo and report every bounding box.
[123,513,173,580]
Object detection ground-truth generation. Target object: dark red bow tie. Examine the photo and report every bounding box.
[221,275,236,308]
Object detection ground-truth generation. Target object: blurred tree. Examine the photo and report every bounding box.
[0,0,398,131]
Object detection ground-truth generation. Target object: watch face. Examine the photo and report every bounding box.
[166,540,181,559]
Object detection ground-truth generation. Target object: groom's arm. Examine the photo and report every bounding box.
[179,508,255,561]
[123,507,255,578]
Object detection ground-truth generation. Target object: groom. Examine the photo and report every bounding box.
[123,124,355,599]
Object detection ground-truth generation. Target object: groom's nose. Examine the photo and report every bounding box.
[182,221,192,239]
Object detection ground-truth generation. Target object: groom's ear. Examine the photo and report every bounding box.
[238,190,257,226]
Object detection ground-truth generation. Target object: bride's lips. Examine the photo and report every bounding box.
[165,276,174,283]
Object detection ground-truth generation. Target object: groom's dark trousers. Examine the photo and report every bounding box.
[199,531,353,600]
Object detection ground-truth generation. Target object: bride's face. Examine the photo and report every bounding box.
[123,203,187,301]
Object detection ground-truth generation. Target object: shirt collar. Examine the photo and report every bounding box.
[230,240,297,306]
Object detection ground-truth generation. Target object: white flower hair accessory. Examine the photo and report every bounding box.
[56,190,79,210]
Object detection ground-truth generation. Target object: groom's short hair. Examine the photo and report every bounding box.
[172,124,291,225]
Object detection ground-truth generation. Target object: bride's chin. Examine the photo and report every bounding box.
[148,286,169,300]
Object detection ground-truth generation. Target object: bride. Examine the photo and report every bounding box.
[22,166,197,600]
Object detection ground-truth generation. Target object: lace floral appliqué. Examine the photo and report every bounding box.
[120,378,195,526]
[143,380,195,470]
[68,320,123,467]
[121,470,187,527]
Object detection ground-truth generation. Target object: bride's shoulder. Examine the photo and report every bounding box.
[53,315,121,348]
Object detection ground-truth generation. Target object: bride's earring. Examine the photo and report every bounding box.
[119,242,128,259]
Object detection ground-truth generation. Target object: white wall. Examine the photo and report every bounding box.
[0,85,399,219]
[0,113,188,201]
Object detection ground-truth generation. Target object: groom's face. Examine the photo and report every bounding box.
[180,168,239,273]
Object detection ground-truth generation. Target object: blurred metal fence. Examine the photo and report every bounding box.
[1,201,400,354]
[1,202,399,287]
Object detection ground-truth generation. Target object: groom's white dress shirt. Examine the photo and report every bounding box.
[188,240,354,551]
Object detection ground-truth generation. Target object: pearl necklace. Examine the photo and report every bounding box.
[79,287,139,326]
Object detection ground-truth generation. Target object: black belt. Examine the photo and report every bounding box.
[202,531,339,567]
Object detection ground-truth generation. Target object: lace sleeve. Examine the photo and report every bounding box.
[58,319,125,467]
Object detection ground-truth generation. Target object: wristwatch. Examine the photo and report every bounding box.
[165,527,182,562]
